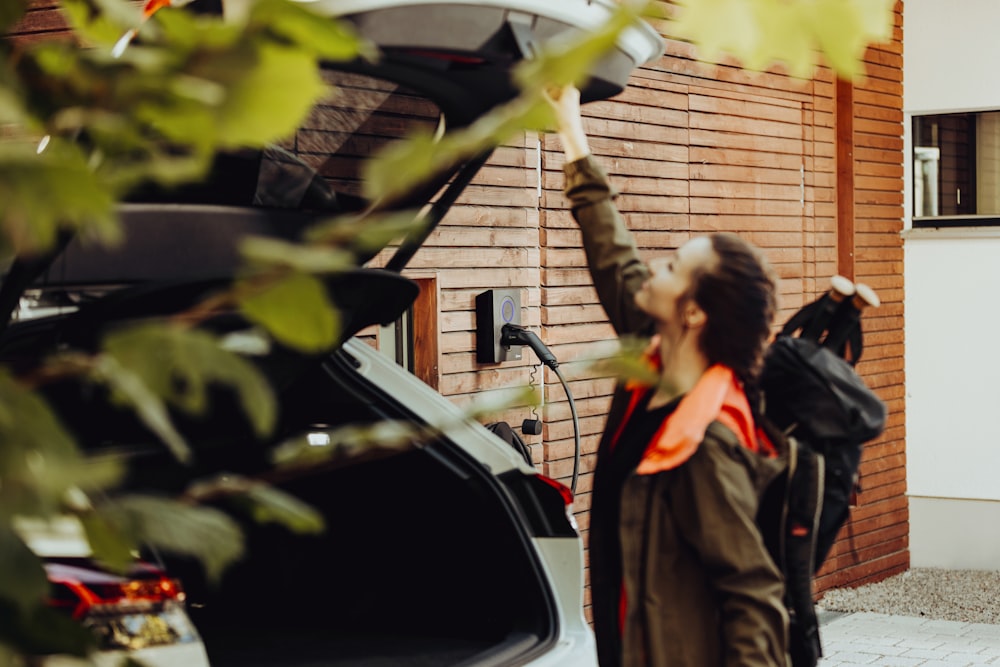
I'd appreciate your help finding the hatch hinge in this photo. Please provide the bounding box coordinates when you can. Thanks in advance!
[506,12,538,58]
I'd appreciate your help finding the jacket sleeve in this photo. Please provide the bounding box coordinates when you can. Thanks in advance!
[669,433,791,667]
[563,155,652,336]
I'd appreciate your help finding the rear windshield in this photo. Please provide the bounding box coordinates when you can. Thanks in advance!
[12,71,444,322]
[129,69,443,213]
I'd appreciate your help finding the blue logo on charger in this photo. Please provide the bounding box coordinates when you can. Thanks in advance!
[501,296,516,323]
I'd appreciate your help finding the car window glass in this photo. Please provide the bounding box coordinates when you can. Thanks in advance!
[265,70,443,210]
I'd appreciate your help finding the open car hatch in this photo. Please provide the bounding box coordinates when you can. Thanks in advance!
[1,0,663,337]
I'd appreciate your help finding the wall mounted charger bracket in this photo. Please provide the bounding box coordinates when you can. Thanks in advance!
[475,289,521,363]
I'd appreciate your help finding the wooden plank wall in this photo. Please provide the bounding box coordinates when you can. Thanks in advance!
[10,0,907,600]
[814,2,908,592]
[435,4,908,601]
[8,1,66,43]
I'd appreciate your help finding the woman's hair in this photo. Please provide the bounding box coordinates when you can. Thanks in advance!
[688,233,777,387]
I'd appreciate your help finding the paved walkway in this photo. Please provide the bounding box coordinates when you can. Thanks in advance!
[819,611,1000,666]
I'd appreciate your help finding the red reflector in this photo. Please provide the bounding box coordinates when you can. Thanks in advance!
[790,524,810,538]
[537,474,574,506]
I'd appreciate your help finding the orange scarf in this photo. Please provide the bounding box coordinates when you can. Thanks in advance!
[635,363,761,474]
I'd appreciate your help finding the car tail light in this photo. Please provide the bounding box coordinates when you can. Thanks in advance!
[499,471,578,538]
[536,474,574,507]
[48,574,185,620]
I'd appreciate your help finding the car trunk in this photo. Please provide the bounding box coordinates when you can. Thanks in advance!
[108,345,563,667]
[187,452,553,666]
[0,258,565,664]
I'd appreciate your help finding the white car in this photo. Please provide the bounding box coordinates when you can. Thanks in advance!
[3,1,662,664]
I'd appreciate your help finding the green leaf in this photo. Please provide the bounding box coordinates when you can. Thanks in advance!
[58,0,143,46]
[246,0,377,63]
[0,526,48,615]
[804,0,889,80]
[216,42,328,148]
[454,385,541,423]
[667,0,895,81]
[0,141,120,255]
[751,1,816,79]
[668,0,749,67]
[585,335,661,388]
[79,512,137,574]
[513,1,652,93]
[0,372,119,518]
[151,4,245,54]
[303,210,426,252]
[0,599,96,659]
[0,83,28,126]
[95,495,244,584]
[184,475,325,534]
[237,271,340,353]
[363,95,551,204]
[92,354,192,464]
[240,236,355,274]
[271,421,421,468]
[0,642,14,667]
[362,129,446,204]
[100,323,278,445]
[303,210,423,250]
[240,484,324,533]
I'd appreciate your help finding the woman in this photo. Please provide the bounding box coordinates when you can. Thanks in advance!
[547,85,790,667]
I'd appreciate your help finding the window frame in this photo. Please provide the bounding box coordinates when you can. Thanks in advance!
[912,110,1000,229]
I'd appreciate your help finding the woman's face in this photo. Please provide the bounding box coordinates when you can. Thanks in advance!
[635,236,717,328]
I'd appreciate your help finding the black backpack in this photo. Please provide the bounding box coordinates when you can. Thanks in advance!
[756,279,888,667]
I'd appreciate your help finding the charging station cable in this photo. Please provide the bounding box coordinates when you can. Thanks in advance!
[501,323,581,494]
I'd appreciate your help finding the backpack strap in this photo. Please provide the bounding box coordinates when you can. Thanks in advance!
[752,418,826,667]
[783,438,824,667]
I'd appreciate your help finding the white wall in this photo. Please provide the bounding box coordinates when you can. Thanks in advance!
[904,0,1000,568]
[905,0,1000,115]
[905,231,1000,502]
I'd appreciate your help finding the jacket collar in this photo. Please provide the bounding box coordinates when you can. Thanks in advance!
[611,339,763,473]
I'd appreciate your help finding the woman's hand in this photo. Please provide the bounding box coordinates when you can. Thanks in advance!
[544,85,591,162]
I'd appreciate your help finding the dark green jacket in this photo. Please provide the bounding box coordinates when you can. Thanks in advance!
[564,155,789,667]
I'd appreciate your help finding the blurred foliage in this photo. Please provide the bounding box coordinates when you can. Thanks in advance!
[0,0,371,662]
[237,270,340,352]
[1,0,374,258]
[99,323,278,450]
[667,0,896,80]
[0,0,896,662]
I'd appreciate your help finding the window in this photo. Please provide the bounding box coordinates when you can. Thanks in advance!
[913,111,1000,227]
[378,311,413,370]
[373,276,440,390]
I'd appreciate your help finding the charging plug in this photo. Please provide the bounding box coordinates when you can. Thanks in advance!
[501,323,558,369]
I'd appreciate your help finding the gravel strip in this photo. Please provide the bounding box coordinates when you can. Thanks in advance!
[817,568,1000,624]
